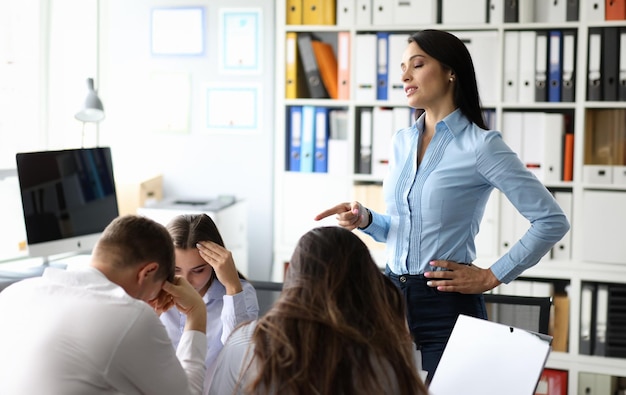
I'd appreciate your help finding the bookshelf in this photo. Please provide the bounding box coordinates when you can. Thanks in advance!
[273,1,626,393]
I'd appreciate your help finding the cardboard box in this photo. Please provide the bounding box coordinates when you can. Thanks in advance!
[115,174,163,216]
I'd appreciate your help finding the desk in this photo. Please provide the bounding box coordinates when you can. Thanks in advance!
[0,254,91,292]
[138,199,249,277]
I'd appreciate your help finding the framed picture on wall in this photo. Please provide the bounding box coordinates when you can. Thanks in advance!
[151,6,205,56]
[147,71,191,133]
[205,83,260,133]
[218,8,262,74]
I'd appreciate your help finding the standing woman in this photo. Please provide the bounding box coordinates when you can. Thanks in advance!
[161,213,259,393]
[315,29,570,380]
[208,226,428,395]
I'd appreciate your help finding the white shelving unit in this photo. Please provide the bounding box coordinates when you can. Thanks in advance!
[273,2,626,393]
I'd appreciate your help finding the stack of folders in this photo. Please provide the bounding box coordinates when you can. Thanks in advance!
[356,107,412,176]
[287,106,348,174]
[533,368,568,395]
[587,26,626,101]
[356,30,498,105]
[500,111,573,183]
[285,0,336,25]
[286,32,349,100]
[580,282,626,358]
[503,29,576,104]
[335,0,438,26]
[503,0,580,23]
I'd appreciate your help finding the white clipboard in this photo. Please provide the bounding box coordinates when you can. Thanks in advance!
[429,314,552,395]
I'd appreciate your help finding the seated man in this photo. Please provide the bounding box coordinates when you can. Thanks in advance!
[0,215,208,395]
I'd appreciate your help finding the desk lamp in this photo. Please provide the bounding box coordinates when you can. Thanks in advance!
[75,77,105,147]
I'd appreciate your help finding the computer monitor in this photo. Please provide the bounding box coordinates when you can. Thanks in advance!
[15,147,119,262]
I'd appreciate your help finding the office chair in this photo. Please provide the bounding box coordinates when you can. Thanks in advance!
[249,280,283,316]
[483,293,552,335]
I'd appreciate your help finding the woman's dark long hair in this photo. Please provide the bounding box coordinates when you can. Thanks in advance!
[244,226,428,395]
[166,213,245,282]
[409,29,487,129]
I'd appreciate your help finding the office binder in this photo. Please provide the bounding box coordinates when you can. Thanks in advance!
[488,0,503,23]
[356,0,372,25]
[354,34,377,102]
[607,284,626,358]
[535,0,566,22]
[602,27,619,101]
[566,0,579,20]
[535,30,548,102]
[548,30,562,102]
[586,0,605,21]
[358,108,373,174]
[579,372,619,395]
[327,109,349,175]
[534,369,567,395]
[504,0,518,22]
[502,111,524,159]
[503,31,520,102]
[300,105,316,173]
[522,112,563,183]
[337,31,351,100]
[579,282,596,355]
[594,284,608,356]
[552,191,572,260]
[286,0,302,24]
[442,0,488,24]
[388,33,408,103]
[518,30,536,103]
[455,31,499,104]
[288,106,303,172]
[376,32,389,101]
[372,0,393,24]
[297,33,329,99]
[311,39,338,99]
[336,0,355,26]
[587,28,602,101]
[393,107,412,130]
[563,132,574,181]
[394,0,437,24]
[302,0,336,25]
[371,107,393,178]
[519,0,534,22]
[605,0,626,20]
[620,28,626,101]
[561,30,576,102]
[285,32,305,99]
[314,107,329,173]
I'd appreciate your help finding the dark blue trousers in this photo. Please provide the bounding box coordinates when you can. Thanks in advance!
[385,266,487,383]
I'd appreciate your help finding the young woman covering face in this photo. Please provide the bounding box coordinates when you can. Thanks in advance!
[161,214,259,394]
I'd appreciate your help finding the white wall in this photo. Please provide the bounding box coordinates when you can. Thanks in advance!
[99,0,275,280]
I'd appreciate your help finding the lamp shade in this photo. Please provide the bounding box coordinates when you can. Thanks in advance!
[75,78,105,123]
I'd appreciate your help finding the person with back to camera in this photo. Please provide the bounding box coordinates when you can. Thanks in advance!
[208,226,429,395]
[0,215,208,395]
[315,29,570,381]
[160,213,259,393]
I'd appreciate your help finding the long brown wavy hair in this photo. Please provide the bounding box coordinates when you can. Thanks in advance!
[243,226,428,395]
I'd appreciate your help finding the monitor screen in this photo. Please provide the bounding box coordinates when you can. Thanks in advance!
[15,147,119,259]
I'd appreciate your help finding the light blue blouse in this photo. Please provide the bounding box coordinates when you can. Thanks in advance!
[362,109,570,283]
